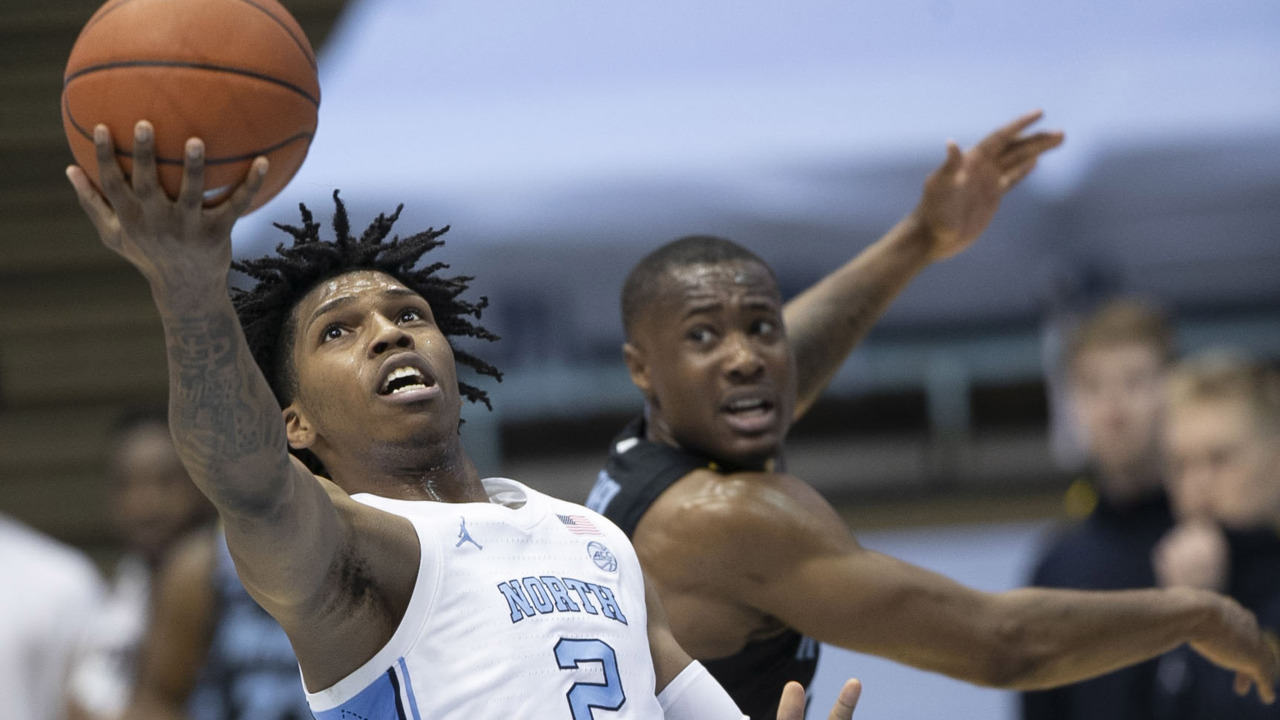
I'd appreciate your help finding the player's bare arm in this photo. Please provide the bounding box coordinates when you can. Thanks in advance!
[637,468,1278,702]
[66,121,419,690]
[784,110,1064,418]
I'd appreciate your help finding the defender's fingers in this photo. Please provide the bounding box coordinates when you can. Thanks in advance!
[999,132,1065,170]
[130,121,160,198]
[1000,159,1038,191]
[827,679,862,720]
[977,109,1045,152]
[176,138,207,209]
[939,140,963,174]
[776,681,805,720]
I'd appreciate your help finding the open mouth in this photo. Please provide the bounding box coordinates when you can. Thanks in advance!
[721,395,777,433]
[379,366,434,396]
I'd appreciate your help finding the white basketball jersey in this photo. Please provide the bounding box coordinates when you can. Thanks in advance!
[304,477,666,720]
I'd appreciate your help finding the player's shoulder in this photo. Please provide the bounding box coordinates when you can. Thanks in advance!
[649,467,841,547]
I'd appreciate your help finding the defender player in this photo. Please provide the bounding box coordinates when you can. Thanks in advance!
[66,122,862,720]
[587,113,1280,717]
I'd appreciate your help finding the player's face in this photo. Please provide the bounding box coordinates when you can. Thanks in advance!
[284,271,463,463]
[1164,397,1280,528]
[1069,343,1165,480]
[626,260,795,468]
[111,422,210,564]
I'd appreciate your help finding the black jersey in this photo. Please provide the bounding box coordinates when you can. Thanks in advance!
[587,417,820,719]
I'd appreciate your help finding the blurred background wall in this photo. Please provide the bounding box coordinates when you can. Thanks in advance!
[2,1,1278,717]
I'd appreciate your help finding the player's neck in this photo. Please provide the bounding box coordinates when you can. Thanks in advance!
[328,439,487,503]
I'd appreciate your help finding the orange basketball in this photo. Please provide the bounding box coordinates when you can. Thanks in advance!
[62,0,320,213]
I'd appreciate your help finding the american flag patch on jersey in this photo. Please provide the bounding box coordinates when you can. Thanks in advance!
[557,514,602,535]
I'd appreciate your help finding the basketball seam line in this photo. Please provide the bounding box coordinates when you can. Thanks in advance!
[64,60,320,107]
[237,0,318,70]
[62,90,315,165]
[77,0,316,71]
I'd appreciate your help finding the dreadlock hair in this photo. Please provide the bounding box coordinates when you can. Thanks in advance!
[230,191,502,473]
[620,235,776,340]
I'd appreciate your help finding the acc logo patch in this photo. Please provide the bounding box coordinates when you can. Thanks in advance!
[587,541,618,573]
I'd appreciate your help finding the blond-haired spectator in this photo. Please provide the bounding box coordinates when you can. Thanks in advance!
[1153,352,1280,720]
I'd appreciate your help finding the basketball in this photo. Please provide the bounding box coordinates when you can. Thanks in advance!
[61,0,320,213]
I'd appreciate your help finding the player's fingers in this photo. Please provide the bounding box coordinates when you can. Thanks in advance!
[776,681,806,720]
[92,124,131,207]
[130,121,160,200]
[218,156,269,223]
[176,138,207,210]
[65,165,122,249]
[826,679,862,720]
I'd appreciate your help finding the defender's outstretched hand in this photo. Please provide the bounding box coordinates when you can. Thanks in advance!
[65,120,267,290]
[777,679,861,720]
[915,109,1064,261]
[1187,591,1279,704]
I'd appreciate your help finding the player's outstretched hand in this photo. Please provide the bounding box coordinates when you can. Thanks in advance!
[914,109,1064,262]
[777,679,861,720]
[1187,590,1279,704]
[65,120,267,292]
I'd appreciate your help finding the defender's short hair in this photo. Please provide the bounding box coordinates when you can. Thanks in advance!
[620,235,774,339]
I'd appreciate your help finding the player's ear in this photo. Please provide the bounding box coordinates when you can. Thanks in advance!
[622,341,652,397]
[283,404,316,450]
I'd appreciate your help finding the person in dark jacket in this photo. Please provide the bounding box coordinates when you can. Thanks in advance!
[1022,300,1177,720]
[1152,353,1280,720]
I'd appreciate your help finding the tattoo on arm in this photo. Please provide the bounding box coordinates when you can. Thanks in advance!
[165,310,286,490]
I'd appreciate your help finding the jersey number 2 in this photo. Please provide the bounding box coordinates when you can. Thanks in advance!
[555,638,626,719]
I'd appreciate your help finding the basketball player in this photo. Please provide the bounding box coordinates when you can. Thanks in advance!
[123,526,312,720]
[66,120,860,720]
[68,409,215,720]
[1022,301,1178,720]
[1150,353,1280,720]
[586,114,1280,717]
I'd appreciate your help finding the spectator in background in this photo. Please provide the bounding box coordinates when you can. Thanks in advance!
[0,512,104,720]
[1022,300,1177,720]
[67,409,215,720]
[1152,352,1280,720]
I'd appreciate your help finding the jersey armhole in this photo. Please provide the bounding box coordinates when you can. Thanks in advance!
[303,514,443,712]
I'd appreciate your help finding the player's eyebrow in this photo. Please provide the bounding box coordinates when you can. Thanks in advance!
[681,300,723,321]
[307,286,420,328]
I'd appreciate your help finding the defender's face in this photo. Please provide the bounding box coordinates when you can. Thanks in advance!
[626,260,795,468]
[1164,397,1280,528]
[1069,343,1165,477]
[285,271,462,460]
